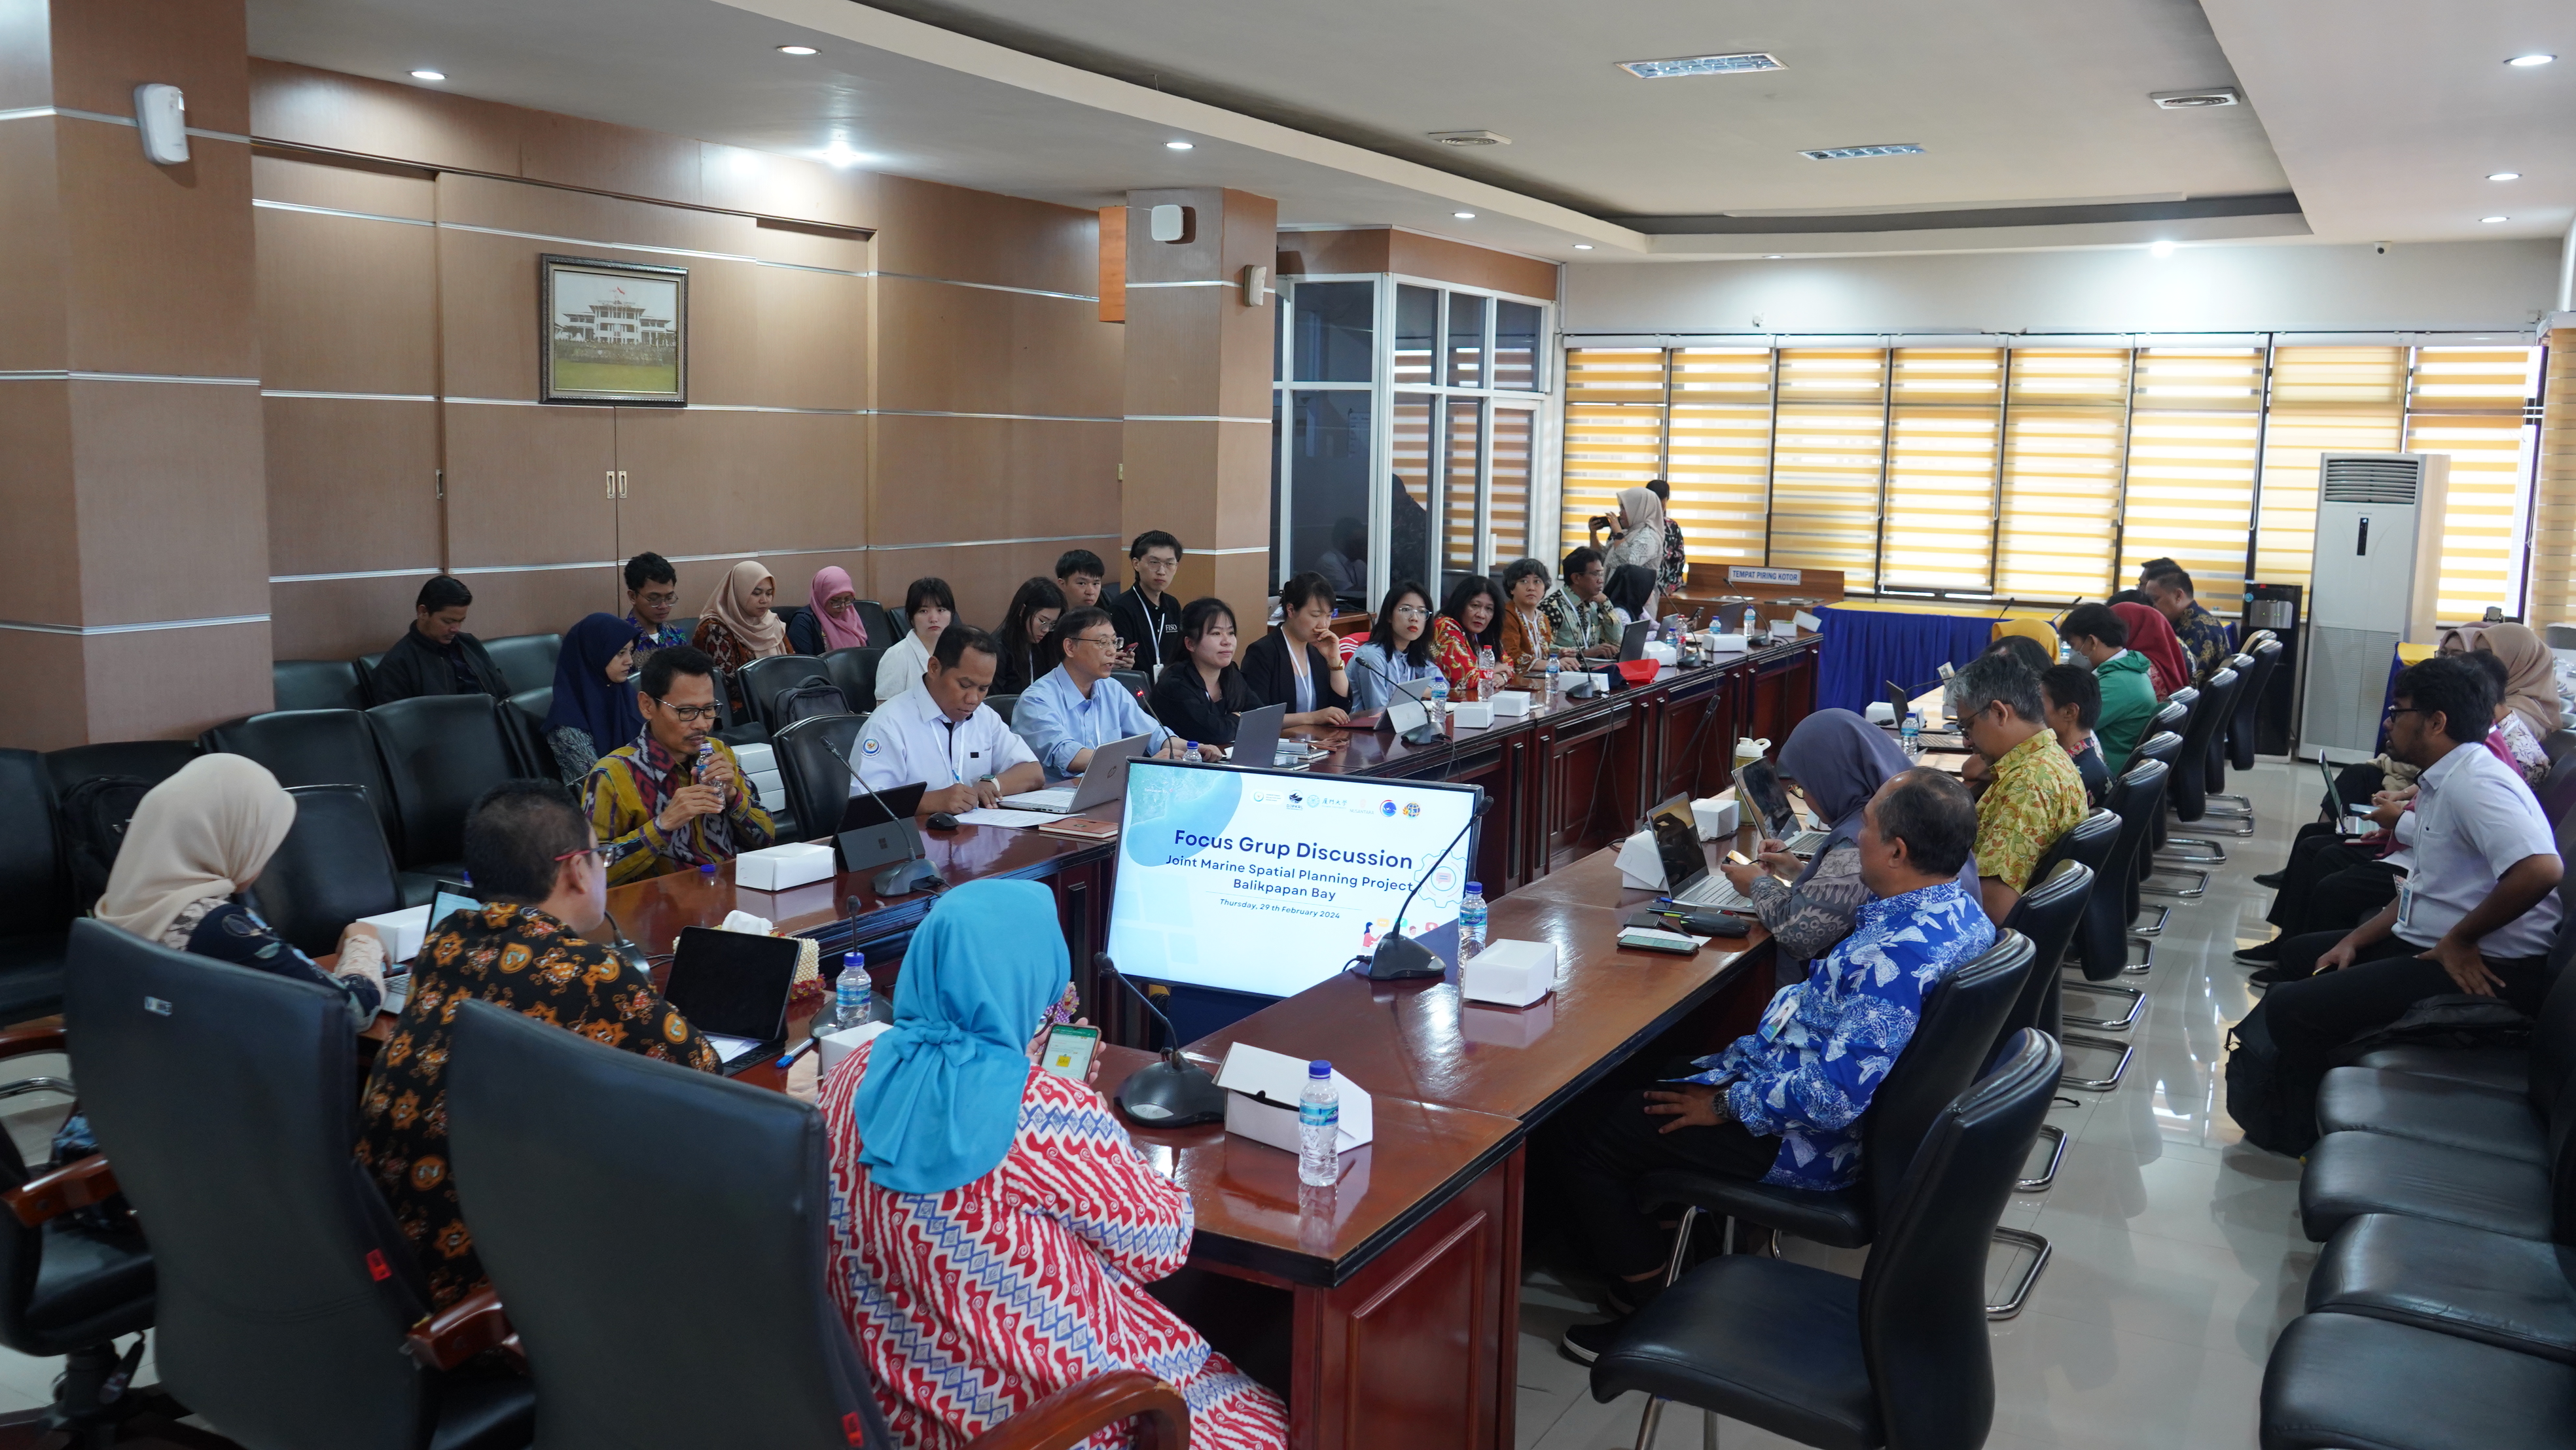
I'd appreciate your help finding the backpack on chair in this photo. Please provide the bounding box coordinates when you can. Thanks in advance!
[772,676,848,728]
[58,774,156,911]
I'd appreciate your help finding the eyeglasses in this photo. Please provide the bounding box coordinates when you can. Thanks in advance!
[1071,633,1118,650]
[1392,605,1430,619]
[552,845,601,866]
[634,591,677,607]
[652,699,723,722]
[2385,706,2425,721]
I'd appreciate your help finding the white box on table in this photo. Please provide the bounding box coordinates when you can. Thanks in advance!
[1216,1042,1372,1155]
[735,841,837,892]
[1449,700,1495,729]
[1488,690,1532,718]
[1691,792,1739,840]
[356,904,433,963]
[1462,938,1556,1007]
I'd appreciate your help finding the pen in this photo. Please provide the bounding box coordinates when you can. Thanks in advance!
[777,1036,820,1069]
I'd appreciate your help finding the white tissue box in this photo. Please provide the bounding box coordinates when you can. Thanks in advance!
[1616,828,1667,891]
[1217,1043,1373,1156]
[1462,995,1556,1046]
[1488,690,1532,718]
[357,904,433,963]
[1462,939,1556,1007]
[731,741,776,775]
[748,769,785,811]
[1691,792,1739,840]
[1863,701,1897,726]
[815,1019,890,1076]
[1708,633,1749,653]
[1643,641,1679,665]
[1449,700,1495,729]
[735,841,836,892]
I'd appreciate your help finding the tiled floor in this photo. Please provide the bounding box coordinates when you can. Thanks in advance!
[1514,759,2317,1450]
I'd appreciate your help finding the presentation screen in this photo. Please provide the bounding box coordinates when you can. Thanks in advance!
[1107,760,1482,999]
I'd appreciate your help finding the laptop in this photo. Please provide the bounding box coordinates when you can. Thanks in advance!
[386,880,481,1012]
[660,926,802,1075]
[815,780,926,843]
[2319,755,2378,836]
[1737,757,1829,856]
[1001,734,1152,814]
[1649,794,1755,913]
[1617,620,1656,663]
[1223,705,1314,767]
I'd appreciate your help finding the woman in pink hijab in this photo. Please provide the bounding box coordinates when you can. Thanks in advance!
[789,565,871,656]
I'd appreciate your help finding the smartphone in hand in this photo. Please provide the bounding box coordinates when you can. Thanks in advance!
[1041,1024,1100,1081]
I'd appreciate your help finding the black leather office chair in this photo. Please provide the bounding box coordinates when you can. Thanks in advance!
[2261,1307,2576,1450]
[2312,944,2576,1165]
[2165,666,2247,858]
[820,646,885,707]
[42,741,198,799]
[987,693,1020,726]
[367,696,520,879]
[443,998,1186,1450]
[0,751,74,1025]
[1992,861,2093,1216]
[202,707,415,891]
[353,650,387,705]
[246,785,405,958]
[853,600,899,652]
[274,658,370,713]
[1638,932,2032,1299]
[1110,669,1151,702]
[481,633,562,698]
[1594,1030,2061,1450]
[2042,809,2136,1031]
[738,654,836,733]
[65,921,535,1450]
[2122,732,2183,938]
[2223,638,2281,776]
[503,687,556,779]
[772,715,869,846]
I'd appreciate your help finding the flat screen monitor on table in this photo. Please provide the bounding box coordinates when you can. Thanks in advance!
[1106,760,1482,1000]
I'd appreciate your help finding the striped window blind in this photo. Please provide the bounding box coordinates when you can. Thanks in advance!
[1666,347,1774,565]
[1490,408,1535,564]
[1442,399,1481,575]
[1995,348,2129,600]
[1391,395,1436,584]
[2533,332,2576,624]
[1882,347,2003,590]
[2405,347,2541,619]
[1560,348,1667,562]
[2253,347,2407,589]
[2119,346,2264,606]
[1770,348,1889,589]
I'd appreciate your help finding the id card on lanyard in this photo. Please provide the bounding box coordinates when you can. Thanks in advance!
[1757,985,1800,1044]
[2394,880,2415,935]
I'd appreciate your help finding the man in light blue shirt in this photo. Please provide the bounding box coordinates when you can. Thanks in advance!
[1011,607,1201,781]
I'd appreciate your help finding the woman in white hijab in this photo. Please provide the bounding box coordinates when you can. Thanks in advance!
[95,755,388,1025]
[1599,486,1667,619]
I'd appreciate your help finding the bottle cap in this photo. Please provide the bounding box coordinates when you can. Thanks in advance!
[1466,881,1482,894]
[844,950,865,966]
[1308,1059,1331,1077]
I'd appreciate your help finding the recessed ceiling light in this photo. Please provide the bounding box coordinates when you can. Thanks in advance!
[1572,243,1594,250]
[2149,240,2177,257]
[1763,254,1785,260]
[2507,53,2556,66]
[1453,211,1476,219]
[1164,140,1194,150]
[2150,88,2240,109]
[1617,52,1785,80]
[409,69,445,81]
[2481,215,2511,224]
[2488,171,2522,181]
[1800,143,1924,161]
[776,44,817,55]
[1428,130,1511,147]
[819,139,871,168]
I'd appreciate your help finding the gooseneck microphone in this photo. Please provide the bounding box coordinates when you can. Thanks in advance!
[1350,653,1446,746]
[1365,796,1484,982]
[1094,954,1226,1126]
[815,734,946,897]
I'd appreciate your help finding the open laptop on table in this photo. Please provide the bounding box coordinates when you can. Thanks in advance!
[1738,756,1830,856]
[660,926,801,1076]
[1617,620,1656,663]
[1649,794,1756,913]
[1001,734,1152,814]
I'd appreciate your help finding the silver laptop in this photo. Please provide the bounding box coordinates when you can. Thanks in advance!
[1736,758,1829,856]
[1645,796,1757,912]
[1226,704,1286,764]
[1001,734,1152,814]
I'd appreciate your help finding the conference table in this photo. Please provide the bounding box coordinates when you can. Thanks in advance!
[562,640,1817,1450]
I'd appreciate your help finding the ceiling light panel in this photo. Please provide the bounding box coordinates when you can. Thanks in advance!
[2150,88,2240,109]
[1800,143,1924,161]
[2506,54,2556,66]
[1617,52,1784,80]
[1427,130,1511,147]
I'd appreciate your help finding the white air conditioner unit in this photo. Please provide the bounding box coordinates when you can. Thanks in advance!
[2297,452,2449,759]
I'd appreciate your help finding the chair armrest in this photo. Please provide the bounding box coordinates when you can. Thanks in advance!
[404,1283,516,1371]
[963,1370,1189,1450]
[0,1025,66,1061]
[4,1154,118,1228]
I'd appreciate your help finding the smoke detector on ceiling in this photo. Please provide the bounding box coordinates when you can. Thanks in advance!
[1428,130,1511,147]
[2151,88,2241,109]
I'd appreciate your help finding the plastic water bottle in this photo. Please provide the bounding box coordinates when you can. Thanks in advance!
[1427,672,1450,717]
[828,952,869,1031]
[1546,657,1562,698]
[1901,711,1922,760]
[1742,607,1758,640]
[1459,882,1488,958]
[1298,1061,1340,1186]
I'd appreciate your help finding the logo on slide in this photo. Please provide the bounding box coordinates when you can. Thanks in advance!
[1402,802,1422,819]
[1380,800,1398,817]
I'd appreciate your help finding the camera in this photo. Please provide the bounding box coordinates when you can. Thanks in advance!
[1588,513,1613,531]
[2371,241,2389,256]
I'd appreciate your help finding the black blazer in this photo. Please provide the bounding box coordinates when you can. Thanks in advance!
[1239,633,1350,715]
[991,631,1061,698]
[1149,663,1260,746]
[367,628,507,706]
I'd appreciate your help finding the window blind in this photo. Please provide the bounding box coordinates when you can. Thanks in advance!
[2533,331,2576,625]
[1442,399,1481,575]
[2406,347,2541,620]
[1770,348,1888,589]
[1666,347,1774,565]
[1881,347,2002,590]
[1994,348,2128,601]
[1393,395,1435,584]
[2119,346,2264,609]
[2252,346,2407,588]
[1560,347,1668,564]
[1490,408,1535,564]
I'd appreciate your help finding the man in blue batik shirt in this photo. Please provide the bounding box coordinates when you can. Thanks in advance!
[1549,767,1995,1364]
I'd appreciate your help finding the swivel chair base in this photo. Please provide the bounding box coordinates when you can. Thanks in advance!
[2132,905,2169,936]
[1988,1226,2052,1319]
[2140,866,2209,898]
[2061,977,2144,1030]
[2059,1033,2132,1091]
[2019,1125,2066,1192]
[2124,935,2156,974]
[2159,837,2228,864]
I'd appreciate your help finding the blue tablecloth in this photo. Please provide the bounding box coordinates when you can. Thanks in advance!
[1814,605,2008,716]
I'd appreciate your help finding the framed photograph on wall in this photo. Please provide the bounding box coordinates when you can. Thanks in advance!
[539,255,688,404]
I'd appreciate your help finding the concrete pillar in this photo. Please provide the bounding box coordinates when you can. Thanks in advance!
[0,0,270,749]
[1119,188,1277,634]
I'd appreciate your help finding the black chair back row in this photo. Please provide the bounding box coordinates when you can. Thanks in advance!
[481,633,562,699]
[2170,666,2242,821]
[273,659,368,713]
[1997,860,2096,1044]
[2226,639,2283,772]
[772,715,870,847]
[0,751,72,1024]
[2128,727,2184,866]
[2078,761,2169,981]
[248,785,406,959]
[821,646,887,710]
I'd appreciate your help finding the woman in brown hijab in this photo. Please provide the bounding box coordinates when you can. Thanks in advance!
[2476,622,2565,739]
[688,559,789,675]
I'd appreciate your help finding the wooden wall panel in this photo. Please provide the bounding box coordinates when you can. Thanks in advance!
[80,621,275,746]
[253,201,437,396]
[47,0,249,132]
[56,120,258,378]
[446,565,623,645]
[612,408,865,559]
[262,397,440,578]
[270,574,434,663]
[0,382,78,624]
[868,539,1117,635]
[0,121,68,372]
[248,153,435,219]
[68,379,268,626]
[1274,228,1391,278]
[874,175,1097,295]
[873,277,1122,419]
[0,631,89,752]
[753,265,868,413]
[871,414,1120,546]
[1278,228,1558,302]
[442,402,617,568]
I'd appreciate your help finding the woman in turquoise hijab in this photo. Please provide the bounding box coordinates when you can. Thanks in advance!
[819,880,1289,1447]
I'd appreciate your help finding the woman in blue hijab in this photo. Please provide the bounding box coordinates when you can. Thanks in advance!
[1718,709,1914,965]
[820,880,1288,1447]
[541,612,643,785]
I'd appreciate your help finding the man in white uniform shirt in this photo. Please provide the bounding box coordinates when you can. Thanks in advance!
[2262,654,2566,1152]
[854,626,1042,818]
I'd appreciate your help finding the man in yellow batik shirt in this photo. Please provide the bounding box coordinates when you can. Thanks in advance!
[583,645,774,885]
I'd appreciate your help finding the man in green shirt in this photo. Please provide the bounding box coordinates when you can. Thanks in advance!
[2061,603,2160,772]
[1540,546,1622,658]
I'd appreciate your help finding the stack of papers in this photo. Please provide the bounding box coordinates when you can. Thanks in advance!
[952,807,1060,829]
